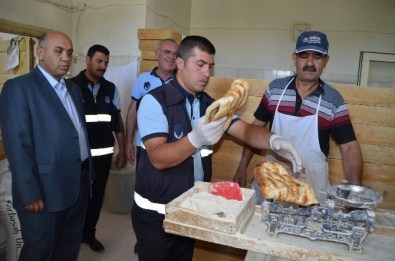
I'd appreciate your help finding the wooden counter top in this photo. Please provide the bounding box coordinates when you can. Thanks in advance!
[164,205,395,260]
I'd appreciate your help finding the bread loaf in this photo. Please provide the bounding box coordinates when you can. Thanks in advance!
[205,79,250,130]
[254,160,317,206]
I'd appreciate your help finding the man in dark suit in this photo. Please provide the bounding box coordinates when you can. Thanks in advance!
[0,31,93,261]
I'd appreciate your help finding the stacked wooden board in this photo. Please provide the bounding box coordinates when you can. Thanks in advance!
[137,28,182,73]
[204,77,395,210]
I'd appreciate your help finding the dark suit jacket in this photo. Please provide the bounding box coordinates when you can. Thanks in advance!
[0,66,93,212]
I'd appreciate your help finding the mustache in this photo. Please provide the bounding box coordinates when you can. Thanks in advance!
[303,66,316,72]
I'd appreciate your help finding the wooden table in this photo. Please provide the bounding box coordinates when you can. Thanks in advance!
[164,203,395,261]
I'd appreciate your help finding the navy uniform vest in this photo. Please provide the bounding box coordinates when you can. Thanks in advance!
[135,80,215,204]
[71,70,119,150]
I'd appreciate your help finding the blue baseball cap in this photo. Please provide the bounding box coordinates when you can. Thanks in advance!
[295,31,329,54]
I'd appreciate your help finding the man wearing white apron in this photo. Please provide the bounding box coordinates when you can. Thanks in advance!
[234,31,362,206]
[270,79,329,201]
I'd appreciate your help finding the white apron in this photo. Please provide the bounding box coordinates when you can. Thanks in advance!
[271,79,329,201]
[249,80,330,260]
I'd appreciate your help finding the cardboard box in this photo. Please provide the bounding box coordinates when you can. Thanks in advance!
[138,28,182,43]
[139,59,158,72]
[138,39,161,51]
[141,50,157,61]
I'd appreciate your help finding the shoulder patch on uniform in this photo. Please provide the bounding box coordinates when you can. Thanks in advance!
[144,82,151,90]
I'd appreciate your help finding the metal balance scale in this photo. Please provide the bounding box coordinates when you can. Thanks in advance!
[261,184,383,253]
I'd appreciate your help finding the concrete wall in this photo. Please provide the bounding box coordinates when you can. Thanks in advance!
[146,0,191,37]
[190,0,395,84]
[71,0,147,74]
[71,0,191,72]
[0,0,73,35]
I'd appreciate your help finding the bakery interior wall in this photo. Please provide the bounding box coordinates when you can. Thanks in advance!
[190,0,395,86]
[0,1,394,259]
[1,0,394,84]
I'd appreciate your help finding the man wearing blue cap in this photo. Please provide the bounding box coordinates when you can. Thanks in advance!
[234,31,363,201]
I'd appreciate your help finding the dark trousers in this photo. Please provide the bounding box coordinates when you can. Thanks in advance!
[83,154,112,240]
[131,203,195,261]
[17,166,90,261]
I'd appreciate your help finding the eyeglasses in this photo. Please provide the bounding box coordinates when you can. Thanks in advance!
[158,49,177,56]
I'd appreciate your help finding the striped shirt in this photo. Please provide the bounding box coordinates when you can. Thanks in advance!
[254,76,357,156]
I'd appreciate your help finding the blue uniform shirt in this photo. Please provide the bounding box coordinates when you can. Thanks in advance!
[137,83,204,181]
[131,67,173,148]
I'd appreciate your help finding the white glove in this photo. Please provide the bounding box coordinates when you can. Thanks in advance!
[188,116,227,148]
[269,134,302,173]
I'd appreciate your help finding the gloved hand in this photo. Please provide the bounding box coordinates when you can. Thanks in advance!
[269,134,302,173]
[188,116,227,148]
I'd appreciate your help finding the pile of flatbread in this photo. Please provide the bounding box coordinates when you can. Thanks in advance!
[254,160,317,206]
[205,79,250,131]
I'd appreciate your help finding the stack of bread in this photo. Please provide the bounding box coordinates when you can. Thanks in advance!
[254,160,317,206]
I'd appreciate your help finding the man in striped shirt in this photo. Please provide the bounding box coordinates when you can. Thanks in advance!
[233,31,362,202]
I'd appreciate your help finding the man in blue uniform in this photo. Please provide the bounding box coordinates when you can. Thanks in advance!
[125,39,178,164]
[72,44,126,251]
[132,35,302,261]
